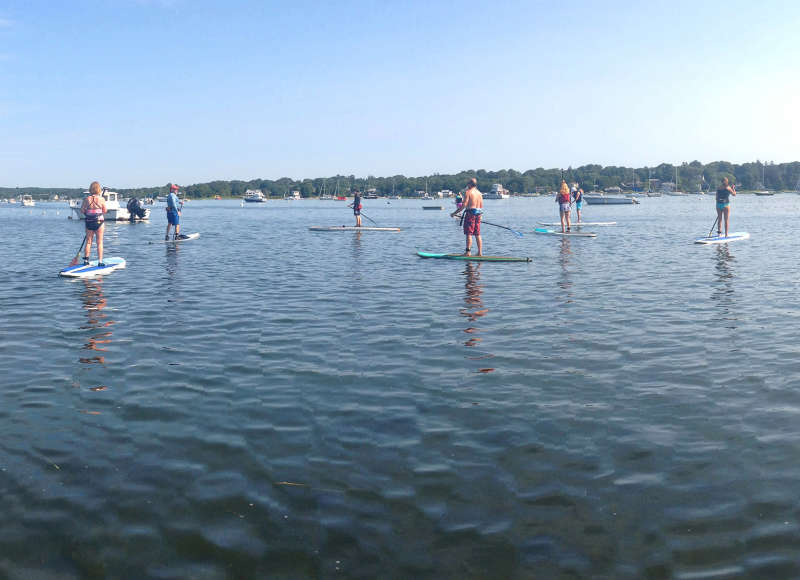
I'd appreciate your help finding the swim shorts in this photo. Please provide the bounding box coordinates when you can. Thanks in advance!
[167,209,180,225]
[716,202,730,211]
[85,219,103,231]
[463,212,481,236]
[559,203,570,213]
[575,201,583,210]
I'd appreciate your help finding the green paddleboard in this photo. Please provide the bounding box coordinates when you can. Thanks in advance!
[416,252,531,262]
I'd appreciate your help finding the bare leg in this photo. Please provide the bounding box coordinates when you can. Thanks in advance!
[464,234,471,255]
[724,207,731,237]
[165,223,171,239]
[566,212,571,232]
[716,208,722,235]
[560,212,566,233]
[97,225,104,263]
[85,231,94,261]
[476,235,482,256]
[577,209,581,223]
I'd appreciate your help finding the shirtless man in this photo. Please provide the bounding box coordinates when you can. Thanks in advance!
[450,177,484,256]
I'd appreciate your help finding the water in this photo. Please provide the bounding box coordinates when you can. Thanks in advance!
[2,195,800,578]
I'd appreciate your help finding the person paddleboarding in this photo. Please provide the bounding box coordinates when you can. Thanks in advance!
[715,177,736,237]
[572,184,584,224]
[348,190,363,227]
[450,177,484,256]
[81,181,107,266]
[556,180,571,233]
[165,184,189,240]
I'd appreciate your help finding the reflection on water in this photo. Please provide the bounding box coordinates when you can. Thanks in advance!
[558,238,574,304]
[712,244,737,327]
[460,263,493,370]
[77,279,114,390]
[165,243,180,277]
[78,279,113,365]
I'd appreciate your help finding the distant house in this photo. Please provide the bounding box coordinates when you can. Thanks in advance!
[604,186,622,194]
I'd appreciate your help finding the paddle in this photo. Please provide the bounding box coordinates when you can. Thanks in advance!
[452,215,523,237]
[68,235,87,267]
[360,211,379,226]
[482,220,524,237]
[707,216,719,238]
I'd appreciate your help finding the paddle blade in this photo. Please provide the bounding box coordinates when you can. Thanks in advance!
[68,254,80,267]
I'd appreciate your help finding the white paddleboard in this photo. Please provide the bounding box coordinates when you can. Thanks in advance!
[538,221,616,226]
[60,257,126,278]
[533,228,597,237]
[151,232,200,244]
[309,226,401,231]
[694,232,750,245]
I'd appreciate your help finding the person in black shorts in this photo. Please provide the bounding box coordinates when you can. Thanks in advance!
[348,191,363,227]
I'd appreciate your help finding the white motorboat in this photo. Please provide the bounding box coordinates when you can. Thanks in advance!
[483,184,510,199]
[21,195,35,207]
[244,189,267,202]
[69,190,150,221]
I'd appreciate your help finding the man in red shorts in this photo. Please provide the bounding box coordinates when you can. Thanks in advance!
[450,177,484,256]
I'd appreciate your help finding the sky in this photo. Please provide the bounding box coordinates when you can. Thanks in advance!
[1,0,799,187]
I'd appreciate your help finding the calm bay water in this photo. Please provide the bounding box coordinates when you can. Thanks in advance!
[2,195,800,578]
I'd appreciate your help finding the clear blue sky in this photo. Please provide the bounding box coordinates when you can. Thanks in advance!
[1,0,798,187]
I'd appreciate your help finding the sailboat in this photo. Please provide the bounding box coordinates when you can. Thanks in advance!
[320,179,333,200]
[334,180,346,201]
[667,165,686,195]
[754,163,773,195]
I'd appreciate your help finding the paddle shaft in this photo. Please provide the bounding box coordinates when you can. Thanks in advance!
[69,235,87,266]
[453,214,523,237]
[707,215,719,238]
[359,211,378,226]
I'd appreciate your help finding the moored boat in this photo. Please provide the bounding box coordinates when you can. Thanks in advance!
[69,190,150,221]
[243,189,267,202]
[483,184,510,199]
[584,194,638,205]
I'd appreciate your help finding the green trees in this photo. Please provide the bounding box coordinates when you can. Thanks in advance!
[6,160,800,200]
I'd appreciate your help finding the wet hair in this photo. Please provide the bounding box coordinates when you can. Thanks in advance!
[89,181,102,196]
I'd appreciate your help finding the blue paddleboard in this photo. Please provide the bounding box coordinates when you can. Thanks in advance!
[59,257,126,278]
[694,232,750,245]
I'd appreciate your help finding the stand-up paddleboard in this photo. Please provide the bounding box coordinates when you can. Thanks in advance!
[416,252,531,262]
[60,257,126,278]
[694,232,750,245]
[309,226,401,232]
[151,232,200,244]
[533,228,597,237]
[538,221,616,227]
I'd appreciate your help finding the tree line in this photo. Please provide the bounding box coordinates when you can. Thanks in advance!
[5,160,800,199]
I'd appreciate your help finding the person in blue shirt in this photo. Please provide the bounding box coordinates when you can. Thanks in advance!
[165,184,189,240]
